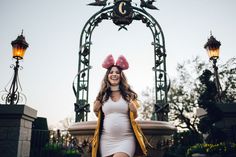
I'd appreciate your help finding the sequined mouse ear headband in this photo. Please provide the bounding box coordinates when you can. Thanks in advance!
[102,54,129,70]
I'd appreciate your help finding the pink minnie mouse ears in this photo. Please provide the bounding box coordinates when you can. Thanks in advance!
[102,54,129,70]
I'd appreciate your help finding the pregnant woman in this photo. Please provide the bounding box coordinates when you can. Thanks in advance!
[92,54,147,157]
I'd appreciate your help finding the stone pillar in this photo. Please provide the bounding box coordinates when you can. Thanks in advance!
[215,102,236,141]
[0,105,37,157]
[197,102,236,142]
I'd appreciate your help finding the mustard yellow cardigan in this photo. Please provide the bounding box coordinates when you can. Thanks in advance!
[91,100,147,157]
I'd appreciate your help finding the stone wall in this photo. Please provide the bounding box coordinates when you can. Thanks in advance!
[0,105,37,157]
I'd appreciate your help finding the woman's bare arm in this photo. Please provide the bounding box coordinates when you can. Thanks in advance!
[129,101,138,119]
[93,100,102,117]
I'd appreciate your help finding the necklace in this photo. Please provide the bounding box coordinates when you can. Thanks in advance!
[110,85,120,91]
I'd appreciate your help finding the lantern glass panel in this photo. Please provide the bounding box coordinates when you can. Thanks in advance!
[12,46,26,60]
[207,48,220,60]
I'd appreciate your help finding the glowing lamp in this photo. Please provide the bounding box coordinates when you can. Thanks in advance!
[11,31,29,60]
[204,34,221,60]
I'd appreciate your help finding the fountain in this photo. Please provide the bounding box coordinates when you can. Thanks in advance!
[69,120,176,157]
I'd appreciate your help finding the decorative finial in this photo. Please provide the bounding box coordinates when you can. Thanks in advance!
[88,0,107,6]
[140,0,159,10]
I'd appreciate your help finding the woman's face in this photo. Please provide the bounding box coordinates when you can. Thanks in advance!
[108,66,121,86]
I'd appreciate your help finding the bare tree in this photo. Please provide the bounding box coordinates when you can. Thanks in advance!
[139,56,236,134]
[139,86,155,120]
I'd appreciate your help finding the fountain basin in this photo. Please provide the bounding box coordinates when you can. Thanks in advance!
[68,120,176,157]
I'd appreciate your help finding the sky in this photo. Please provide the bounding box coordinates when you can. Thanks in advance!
[0,0,235,128]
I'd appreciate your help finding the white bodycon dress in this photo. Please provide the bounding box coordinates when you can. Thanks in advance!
[100,97,135,157]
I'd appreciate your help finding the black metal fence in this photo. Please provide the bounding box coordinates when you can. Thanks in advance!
[30,129,50,157]
[30,129,83,157]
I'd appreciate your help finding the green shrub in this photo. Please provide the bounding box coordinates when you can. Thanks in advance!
[164,131,203,157]
[44,143,81,157]
[186,143,236,157]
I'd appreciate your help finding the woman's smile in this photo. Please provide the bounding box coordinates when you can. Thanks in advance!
[108,67,121,85]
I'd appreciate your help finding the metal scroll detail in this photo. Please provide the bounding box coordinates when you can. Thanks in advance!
[74,0,169,122]
[0,61,27,105]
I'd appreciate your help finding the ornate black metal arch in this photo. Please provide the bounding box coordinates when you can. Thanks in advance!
[73,0,169,122]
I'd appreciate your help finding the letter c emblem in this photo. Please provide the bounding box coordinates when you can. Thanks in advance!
[118,2,126,15]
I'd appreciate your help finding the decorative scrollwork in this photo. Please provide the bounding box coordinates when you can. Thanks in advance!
[0,90,27,105]
[75,0,169,122]
[0,61,27,105]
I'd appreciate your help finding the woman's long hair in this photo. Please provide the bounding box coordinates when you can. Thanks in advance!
[96,66,137,103]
